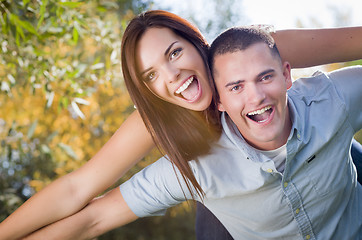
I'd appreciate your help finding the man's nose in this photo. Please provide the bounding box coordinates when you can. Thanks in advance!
[246,84,266,104]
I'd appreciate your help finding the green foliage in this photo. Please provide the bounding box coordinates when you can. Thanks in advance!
[1,0,120,105]
[0,118,57,220]
[0,0,131,205]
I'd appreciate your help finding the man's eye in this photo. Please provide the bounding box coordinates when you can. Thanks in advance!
[231,85,241,91]
[261,75,272,81]
[170,48,182,60]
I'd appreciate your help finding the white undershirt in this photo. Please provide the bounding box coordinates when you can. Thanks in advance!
[257,145,287,173]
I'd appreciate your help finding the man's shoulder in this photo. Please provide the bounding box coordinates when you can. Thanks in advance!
[288,70,333,106]
[290,66,362,94]
[291,66,361,103]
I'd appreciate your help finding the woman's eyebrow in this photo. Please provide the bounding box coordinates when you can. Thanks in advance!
[141,67,152,76]
[164,41,178,56]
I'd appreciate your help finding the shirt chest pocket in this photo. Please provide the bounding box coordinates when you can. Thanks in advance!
[304,152,350,197]
[298,121,353,197]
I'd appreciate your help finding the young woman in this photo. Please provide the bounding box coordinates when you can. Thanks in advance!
[1,10,362,240]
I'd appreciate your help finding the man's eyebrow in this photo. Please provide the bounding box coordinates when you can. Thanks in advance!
[225,80,243,88]
[258,69,275,78]
[223,69,275,88]
[140,41,179,76]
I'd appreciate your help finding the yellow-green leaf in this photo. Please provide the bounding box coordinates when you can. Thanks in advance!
[58,2,84,8]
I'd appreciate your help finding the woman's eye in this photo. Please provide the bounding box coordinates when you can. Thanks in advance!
[169,48,182,60]
[146,72,156,82]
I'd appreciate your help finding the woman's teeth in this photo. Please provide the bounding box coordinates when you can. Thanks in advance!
[175,76,194,94]
[247,106,272,116]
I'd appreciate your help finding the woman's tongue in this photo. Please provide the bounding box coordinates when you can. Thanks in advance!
[180,79,199,100]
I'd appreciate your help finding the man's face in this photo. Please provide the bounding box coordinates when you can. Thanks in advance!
[213,42,293,150]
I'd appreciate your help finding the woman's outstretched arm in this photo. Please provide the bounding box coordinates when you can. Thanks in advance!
[21,188,137,240]
[0,111,153,240]
[273,26,362,68]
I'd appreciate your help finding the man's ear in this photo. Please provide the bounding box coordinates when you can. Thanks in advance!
[283,62,292,89]
[218,102,225,112]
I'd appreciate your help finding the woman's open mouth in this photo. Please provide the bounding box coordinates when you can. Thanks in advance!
[174,75,202,102]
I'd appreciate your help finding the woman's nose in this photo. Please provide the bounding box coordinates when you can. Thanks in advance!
[164,63,181,83]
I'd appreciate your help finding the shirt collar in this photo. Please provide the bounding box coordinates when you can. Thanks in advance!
[221,112,265,161]
[286,96,300,141]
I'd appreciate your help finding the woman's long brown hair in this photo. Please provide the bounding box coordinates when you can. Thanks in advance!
[121,10,221,199]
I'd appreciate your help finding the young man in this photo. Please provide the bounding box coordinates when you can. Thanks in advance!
[21,27,362,240]
[208,27,362,239]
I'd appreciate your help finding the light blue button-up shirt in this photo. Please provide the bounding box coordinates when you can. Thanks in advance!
[120,66,362,239]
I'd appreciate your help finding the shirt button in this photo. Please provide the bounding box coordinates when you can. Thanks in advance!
[295,208,300,214]
[284,182,288,188]
[297,133,301,140]
[267,168,273,173]
[306,235,311,240]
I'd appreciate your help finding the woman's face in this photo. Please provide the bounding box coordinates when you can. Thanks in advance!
[135,27,213,111]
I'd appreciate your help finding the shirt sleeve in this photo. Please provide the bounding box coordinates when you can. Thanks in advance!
[119,156,193,217]
[327,66,362,131]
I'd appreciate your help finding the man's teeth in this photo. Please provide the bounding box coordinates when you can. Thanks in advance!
[175,77,194,94]
[247,106,271,116]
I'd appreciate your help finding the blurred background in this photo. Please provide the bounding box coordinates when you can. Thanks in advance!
[0,0,361,239]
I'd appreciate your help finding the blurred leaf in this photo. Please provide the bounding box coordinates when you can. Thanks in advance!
[72,26,79,45]
[58,142,78,159]
[46,131,58,142]
[71,101,85,119]
[37,0,48,29]
[57,2,84,8]
[9,13,38,36]
[0,14,7,34]
[23,0,31,6]
[40,144,51,154]
[74,97,90,105]
[46,91,55,108]
[7,74,16,84]
[90,63,105,70]
[27,120,38,139]
[60,96,70,108]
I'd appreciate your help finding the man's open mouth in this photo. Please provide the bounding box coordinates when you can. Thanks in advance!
[247,106,273,123]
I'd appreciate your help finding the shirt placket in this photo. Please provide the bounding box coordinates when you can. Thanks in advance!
[283,133,316,240]
[282,180,315,240]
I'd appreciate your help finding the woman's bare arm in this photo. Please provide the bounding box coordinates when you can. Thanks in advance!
[0,111,153,240]
[21,188,137,240]
[273,26,362,68]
